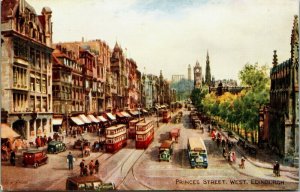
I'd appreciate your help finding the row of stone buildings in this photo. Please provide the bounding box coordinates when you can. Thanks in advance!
[1,0,176,141]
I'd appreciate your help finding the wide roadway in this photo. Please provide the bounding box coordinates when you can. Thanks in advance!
[119,109,299,191]
[2,110,298,190]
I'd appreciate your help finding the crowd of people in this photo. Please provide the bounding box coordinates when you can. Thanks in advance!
[210,126,245,168]
[79,159,100,176]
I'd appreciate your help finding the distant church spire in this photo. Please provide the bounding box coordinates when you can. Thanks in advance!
[272,50,278,67]
[205,50,211,86]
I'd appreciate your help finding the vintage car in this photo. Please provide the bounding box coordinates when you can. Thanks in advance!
[170,128,180,143]
[159,140,173,162]
[73,139,90,150]
[47,141,66,154]
[66,175,115,190]
[23,150,48,168]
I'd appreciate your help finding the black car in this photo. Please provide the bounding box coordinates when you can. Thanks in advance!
[47,141,66,154]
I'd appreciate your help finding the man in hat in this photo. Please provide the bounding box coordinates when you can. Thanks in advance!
[80,159,85,176]
[67,152,74,170]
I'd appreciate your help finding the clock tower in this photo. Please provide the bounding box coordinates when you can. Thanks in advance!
[194,61,202,89]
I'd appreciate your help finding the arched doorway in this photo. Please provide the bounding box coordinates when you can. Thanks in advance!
[12,120,27,139]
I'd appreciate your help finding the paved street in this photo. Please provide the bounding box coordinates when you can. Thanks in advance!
[1,110,299,191]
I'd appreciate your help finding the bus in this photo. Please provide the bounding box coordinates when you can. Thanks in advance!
[136,120,154,149]
[187,137,208,168]
[169,128,180,143]
[159,140,173,162]
[105,124,127,153]
[128,118,145,139]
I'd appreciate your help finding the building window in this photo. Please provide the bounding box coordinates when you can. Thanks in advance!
[36,51,41,69]
[30,47,35,67]
[30,96,35,111]
[13,66,27,89]
[42,97,47,112]
[36,97,41,112]
[36,78,40,92]
[42,75,46,93]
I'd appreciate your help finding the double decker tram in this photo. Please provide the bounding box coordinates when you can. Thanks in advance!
[128,118,145,139]
[135,120,154,149]
[105,124,127,153]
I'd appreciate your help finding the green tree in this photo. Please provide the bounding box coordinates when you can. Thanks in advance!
[238,63,270,143]
[190,86,208,112]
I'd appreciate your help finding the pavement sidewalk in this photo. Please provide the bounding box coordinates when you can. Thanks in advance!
[215,127,299,181]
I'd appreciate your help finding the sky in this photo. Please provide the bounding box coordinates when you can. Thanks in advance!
[27,0,298,82]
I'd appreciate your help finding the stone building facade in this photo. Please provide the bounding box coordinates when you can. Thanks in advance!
[269,15,299,159]
[1,0,53,141]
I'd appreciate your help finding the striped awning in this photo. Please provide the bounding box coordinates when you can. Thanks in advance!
[116,112,124,118]
[71,117,84,125]
[88,115,100,123]
[79,114,91,124]
[1,124,20,139]
[106,113,116,121]
[121,111,131,117]
[53,118,63,125]
[97,116,107,122]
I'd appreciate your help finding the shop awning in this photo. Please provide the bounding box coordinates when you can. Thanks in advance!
[53,118,63,126]
[79,114,91,124]
[129,111,141,116]
[116,112,124,118]
[106,113,116,121]
[71,117,84,125]
[121,111,131,118]
[1,123,20,139]
[97,116,107,122]
[88,115,100,123]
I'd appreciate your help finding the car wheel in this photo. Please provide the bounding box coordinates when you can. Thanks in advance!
[33,163,38,168]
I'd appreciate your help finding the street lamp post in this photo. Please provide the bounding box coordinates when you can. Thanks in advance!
[138,104,141,121]
[157,109,159,128]
[65,102,69,137]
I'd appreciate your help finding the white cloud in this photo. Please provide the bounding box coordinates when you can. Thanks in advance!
[27,0,298,82]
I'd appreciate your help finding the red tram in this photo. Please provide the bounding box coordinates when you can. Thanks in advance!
[135,121,154,149]
[128,118,145,139]
[105,124,127,153]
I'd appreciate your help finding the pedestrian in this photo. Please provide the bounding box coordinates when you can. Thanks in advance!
[222,147,227,158]
[35,136,41,148]
[221,139,225,148]
[232,152,236,163]
[227,151,231,162]
[83,165,88,176]
[95,160,100,174]
[273,161,280,177]
[47,136,52,144]
[67,152,74,170]
[229,152,233,164]
[239,157,245,169]
[40,136,45,147]
[89,160,95,175]
[80,159,85,176]
[10,150,16,166]
[43,135,48,145]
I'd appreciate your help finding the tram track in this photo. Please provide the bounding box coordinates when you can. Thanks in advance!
[45,151,110,190]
